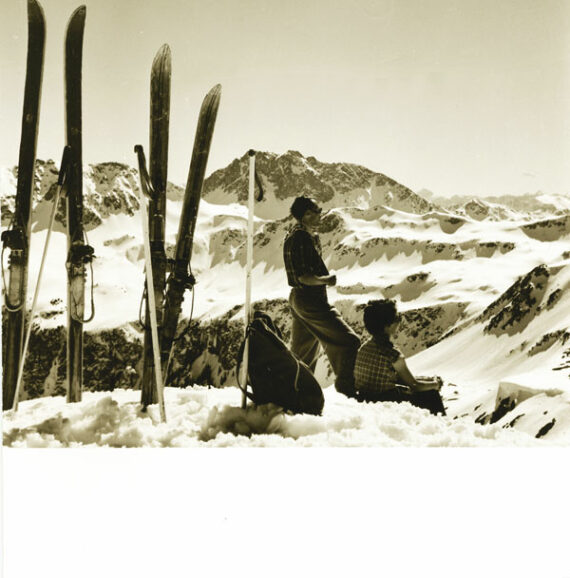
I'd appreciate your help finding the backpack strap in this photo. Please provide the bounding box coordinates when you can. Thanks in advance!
[253,310,284,340]
[236,324,256,402]
[292,356,301,392]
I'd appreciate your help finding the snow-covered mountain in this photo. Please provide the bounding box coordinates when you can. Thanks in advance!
[0,159,184,231]
[2,151,569,444]
[429,190,570,217]
[203,150,437,219]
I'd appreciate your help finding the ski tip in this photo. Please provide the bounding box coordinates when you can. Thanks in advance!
[157,43,171,57]
[68,5,87,26]
[28,0,46,21]
[207,84,222,99]
[152,43,172,74]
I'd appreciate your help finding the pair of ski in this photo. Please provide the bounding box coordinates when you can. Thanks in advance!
[2,1,92,410]
[134,46,221,422]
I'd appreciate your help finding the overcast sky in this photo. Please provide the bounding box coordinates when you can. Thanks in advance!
[1,0,569,197]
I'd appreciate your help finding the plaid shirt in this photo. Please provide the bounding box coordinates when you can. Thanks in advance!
[283,223,329,288]
[354,336,402,393]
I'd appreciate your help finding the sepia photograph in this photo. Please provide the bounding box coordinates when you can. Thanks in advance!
[2,0,569,576]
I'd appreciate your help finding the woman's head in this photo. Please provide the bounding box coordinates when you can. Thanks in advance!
[363,299,399,336]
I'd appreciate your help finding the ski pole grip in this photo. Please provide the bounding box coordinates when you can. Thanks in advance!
[134,144,148,174]
[134,144,154,198]
[57,145,72,186]
[248,149,255,157]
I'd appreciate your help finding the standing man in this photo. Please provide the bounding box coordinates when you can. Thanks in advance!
[283,196,360,397]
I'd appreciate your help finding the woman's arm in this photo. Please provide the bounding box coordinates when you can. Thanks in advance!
[393,357,441,391]
[393,356,417,388]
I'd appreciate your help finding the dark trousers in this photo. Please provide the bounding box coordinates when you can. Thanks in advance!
[289,288,360,394]
[357,386,446,416]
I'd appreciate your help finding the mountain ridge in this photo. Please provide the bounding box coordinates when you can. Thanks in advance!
[3,151,569,226]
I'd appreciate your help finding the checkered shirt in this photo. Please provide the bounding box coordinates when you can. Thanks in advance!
[283,223,329,288]
[354,336,402,393]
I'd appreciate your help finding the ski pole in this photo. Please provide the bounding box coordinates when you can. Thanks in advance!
[240,149,256,409]
[12,146,71,410]
[135,144,167,422]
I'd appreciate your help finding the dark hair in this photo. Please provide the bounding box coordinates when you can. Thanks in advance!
[290,196,321,221]
[363,299,398,335]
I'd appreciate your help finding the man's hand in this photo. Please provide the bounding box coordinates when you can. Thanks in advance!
[325,274,337,286]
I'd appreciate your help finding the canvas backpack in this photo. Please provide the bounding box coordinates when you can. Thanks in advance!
[237,311,324,415]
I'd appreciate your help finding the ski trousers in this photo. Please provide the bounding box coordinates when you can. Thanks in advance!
[356,386,446,416]
[289,287,360,394]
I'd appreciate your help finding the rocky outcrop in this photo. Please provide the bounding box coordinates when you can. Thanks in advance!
[521,215,570,242]
[462,198,519,221]
[2,316,143,402]
[328,237,514,269]
[1,160,184,231]
[480,265,552,336]
[202,150,438,216]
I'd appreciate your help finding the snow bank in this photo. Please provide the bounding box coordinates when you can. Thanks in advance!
[3,385,559,448]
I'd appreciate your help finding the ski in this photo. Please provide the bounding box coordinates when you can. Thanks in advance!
[2,0,46,410]
[160,84,221,376]
[140,44,171,409]
[65,5,93,403]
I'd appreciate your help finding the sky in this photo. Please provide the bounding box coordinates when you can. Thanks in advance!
[1,0,570,197]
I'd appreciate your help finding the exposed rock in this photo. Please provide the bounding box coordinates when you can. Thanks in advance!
[383,272,436,302]
[521,215,570,242]
[528,331,570,357]
[202,150,438,217]
[1,159,185,231]
[2,315,143,401]
[480,265,551,336]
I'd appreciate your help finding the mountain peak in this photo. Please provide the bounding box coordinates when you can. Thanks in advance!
[202,150,438,219]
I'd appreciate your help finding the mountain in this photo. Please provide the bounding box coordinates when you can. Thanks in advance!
[0,159,184,231]
[1,151,569,443]
[203,150,438,219]
[430,191,570,217]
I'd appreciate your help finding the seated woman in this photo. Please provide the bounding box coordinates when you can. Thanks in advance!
[354,299,446,416]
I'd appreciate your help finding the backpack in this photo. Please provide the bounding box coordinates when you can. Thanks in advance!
[237,312,324,415]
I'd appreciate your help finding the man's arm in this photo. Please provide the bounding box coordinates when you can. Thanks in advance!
[291,230,336,286]
[298,273,336,286]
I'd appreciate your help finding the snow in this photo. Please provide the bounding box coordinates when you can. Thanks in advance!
[3,385,565,448]
[4,382,569,577]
